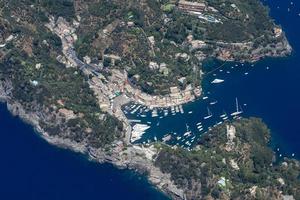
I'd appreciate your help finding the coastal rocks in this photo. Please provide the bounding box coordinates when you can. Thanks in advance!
[0,80,12,102]
[1,102,186,200]
[213,34,292,62]
[225,125,236,151]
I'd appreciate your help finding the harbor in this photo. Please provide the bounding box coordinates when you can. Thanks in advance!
[122,61,252,149]
[122,55,300,157]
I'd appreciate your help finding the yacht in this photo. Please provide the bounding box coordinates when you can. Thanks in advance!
[130,124,150,142]
[211,79,224,84]
[210,101,218,105]
[231,98,243,116]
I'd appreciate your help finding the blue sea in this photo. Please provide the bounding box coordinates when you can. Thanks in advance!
[0,0,299,199]
[0,105,168,200]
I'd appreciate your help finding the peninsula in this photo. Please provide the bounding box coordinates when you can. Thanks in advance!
[0,0,298,199]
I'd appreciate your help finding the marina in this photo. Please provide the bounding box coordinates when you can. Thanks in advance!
[123,52,300,153]
[118,0,300,155]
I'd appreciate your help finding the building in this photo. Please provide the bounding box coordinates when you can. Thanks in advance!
[178,0,206,13]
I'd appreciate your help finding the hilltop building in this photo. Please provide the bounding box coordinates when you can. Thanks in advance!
[178,0,207,13]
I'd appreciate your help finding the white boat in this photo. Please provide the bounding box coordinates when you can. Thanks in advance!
[162,134,172,142]
[130,124,150,142]
[163,110,168,116]
[130,104,137,110]
[204,107,213,119]
[222,116,228,120]
[188,111,193,114]
[231,98,243,116]
[179,105,184,114]
[151,109,158,117]
[210,101,218,105]
[130,105,141,114]
[211,79,224,84]
[196,122,202,126]
[184,131,191,137]
[202,96,208,100]
[220,111,227,118]
[197,125,203,129]
[183,124,192,137]
[171,106,175,112]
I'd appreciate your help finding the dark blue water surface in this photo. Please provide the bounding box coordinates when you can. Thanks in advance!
[1,0,300,199]
[0,105,168,200]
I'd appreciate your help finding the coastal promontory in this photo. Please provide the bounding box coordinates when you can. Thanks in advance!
[0,0,298,199]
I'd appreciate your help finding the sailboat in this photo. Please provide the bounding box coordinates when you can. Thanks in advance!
[183,124,192,137]
[231,98,243,116]
[220,111,227,118]
[204,107,213,119]
[220,111,228,120]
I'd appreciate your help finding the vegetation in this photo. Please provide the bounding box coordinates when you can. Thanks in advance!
[1,0,283,96]
[72,0,279,95]
[0,0,123,148]
[155,118,300,199]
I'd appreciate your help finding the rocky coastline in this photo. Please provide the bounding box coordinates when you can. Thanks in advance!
[0,81,186,200]
[0,1,297,198]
